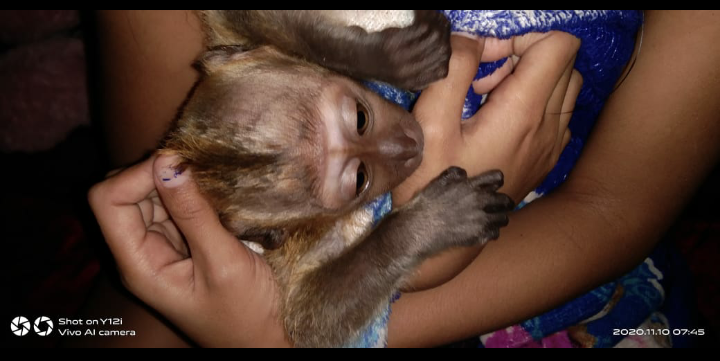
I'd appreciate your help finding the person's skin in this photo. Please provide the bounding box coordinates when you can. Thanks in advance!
[90,153,291,347]
[94,10,204,167]
[71,11,205,347]
[88,27,580,348]
[86,10,720,347]
[388,10,720,346]
[399,31,582,290]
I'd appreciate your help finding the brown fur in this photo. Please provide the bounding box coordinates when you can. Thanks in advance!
[160,11,512,347]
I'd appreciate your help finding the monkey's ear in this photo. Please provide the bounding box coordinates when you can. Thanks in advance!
[195,45,248,74]
[241,228,289,250]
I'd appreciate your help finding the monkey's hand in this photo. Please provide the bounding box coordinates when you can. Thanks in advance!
[409,167,515,257]
[360,10,452,90]
[206,10,451,90]
[285,167,512,348]
[293,10,451,90]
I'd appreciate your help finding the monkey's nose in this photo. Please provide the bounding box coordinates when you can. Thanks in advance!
[399,120,424,172]
[378,135,421,161]
[400,116,424,153]
[404,126,424,154]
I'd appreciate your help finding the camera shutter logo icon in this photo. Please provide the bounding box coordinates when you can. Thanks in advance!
[33,316,53,336]
[11,317,31,336]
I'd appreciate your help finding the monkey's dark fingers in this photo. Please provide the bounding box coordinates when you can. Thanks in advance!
[480,227,501,243]
[414,11,451,43]
[153,155,253,273]
[435,166,468,186]
[482,192,515,214]
[378,14,451,89]
[469,170,504,191]
[486,212,510,228]
[396,46,451,90]
[393,20,447,59]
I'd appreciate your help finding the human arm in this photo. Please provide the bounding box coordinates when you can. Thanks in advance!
[397,31,583,290]
[72,10,204,347]
[94,10,203,167]
[387,10,720,347]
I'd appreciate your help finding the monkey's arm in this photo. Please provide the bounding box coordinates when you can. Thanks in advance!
[202,10,451,90]
[285,168,513,348]
[288,212,430,348]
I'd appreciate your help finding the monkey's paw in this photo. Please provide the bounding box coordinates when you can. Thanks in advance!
[370,10,451,90]
[416,167,515,255]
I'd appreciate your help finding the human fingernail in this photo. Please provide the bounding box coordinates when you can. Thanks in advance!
[155,154,188,188]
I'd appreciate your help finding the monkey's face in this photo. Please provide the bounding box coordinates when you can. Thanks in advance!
[314,76,424,210]
[164,46,423,239]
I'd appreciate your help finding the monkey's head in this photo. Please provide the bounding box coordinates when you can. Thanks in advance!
[163,46,423,248]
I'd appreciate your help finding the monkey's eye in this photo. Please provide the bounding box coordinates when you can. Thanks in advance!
[356,162,369,196]
[356,102,369,135]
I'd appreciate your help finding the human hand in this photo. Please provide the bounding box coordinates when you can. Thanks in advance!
[394,32,582,290]
[395,32,583,206]
[88,154,289,347]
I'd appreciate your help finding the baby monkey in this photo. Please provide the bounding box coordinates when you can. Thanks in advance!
[161,10,515,347]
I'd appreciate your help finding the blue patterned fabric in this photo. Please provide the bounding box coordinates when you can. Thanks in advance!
[350,10,678,348]
[370,10,643,196]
